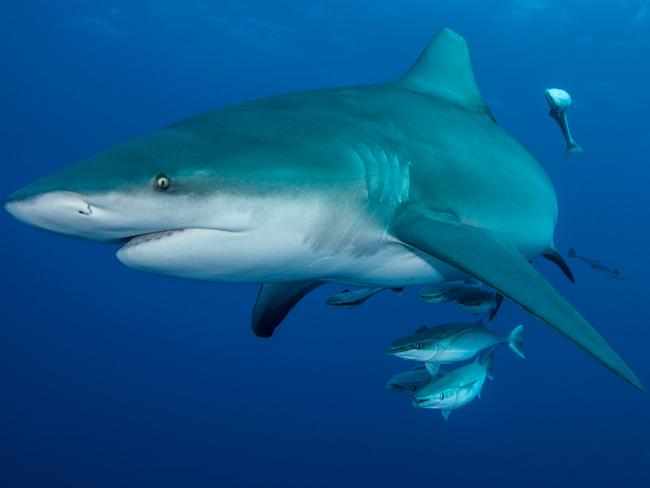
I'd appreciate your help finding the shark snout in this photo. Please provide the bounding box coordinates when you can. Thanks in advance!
[5,191,96,236]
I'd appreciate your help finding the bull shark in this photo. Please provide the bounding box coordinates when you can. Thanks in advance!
[4,29,642,389]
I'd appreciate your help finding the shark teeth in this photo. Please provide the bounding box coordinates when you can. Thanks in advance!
[122,229,185,250]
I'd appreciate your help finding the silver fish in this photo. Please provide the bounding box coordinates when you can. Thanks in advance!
[386,365,436,394]
[545,88,583,157]
[386,321,524,373]
[418,279,481,303]
[568,248,625,280]
[326,287,402,307]
[412,351,494,420]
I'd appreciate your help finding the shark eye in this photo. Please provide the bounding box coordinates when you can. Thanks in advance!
[154,173,171,191]
[439,393,444,400]
[416,343,422,350]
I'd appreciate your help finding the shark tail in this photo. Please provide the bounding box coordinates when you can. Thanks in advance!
[568,247,577,259]
[507,325,525,359]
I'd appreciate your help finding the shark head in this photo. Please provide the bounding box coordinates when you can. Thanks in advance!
[4,114,338,282]
[5,134,240,241]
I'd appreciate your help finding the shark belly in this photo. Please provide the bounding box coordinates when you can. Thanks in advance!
[116,224,458,286]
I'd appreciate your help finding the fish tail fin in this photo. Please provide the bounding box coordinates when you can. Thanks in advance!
[564,142,583,158]
[567,247,577,258]
[507,325,525,359]
[482,349,495,380]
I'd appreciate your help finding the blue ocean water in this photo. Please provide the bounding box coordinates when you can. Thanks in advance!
[2,1,649,486]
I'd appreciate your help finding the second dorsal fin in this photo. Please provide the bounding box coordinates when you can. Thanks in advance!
[398,28,495,122]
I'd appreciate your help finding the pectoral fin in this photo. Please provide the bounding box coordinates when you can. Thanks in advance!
[252,281,322,338]
[425,361,440,376]
[392,209,643,390]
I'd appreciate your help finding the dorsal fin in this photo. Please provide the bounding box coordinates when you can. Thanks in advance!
[415,325,428,334]
[398,28,495,122]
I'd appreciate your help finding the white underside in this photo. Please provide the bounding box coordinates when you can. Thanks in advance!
[7,190,551,288]
[116,226,458,286]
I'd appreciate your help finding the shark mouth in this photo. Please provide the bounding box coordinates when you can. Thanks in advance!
[119,226,244,251]
[120,229,187,250]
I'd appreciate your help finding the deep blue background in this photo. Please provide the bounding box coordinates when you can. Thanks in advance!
[2,1,649,486]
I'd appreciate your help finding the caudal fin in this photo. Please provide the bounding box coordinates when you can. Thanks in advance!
[567,248,577,259]
[482,349,495,380]
[507,325,525,359]
[564,142,583,158]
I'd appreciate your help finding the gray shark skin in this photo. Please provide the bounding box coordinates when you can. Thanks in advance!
[385,321,524,367]
[4,28,642,389]
[413,351,494,420]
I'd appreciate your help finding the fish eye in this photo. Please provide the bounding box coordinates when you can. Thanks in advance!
[439,393,444,400]
[154,173,171,191]
[415,343,422,350]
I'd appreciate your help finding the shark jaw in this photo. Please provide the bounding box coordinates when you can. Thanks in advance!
[5,189,455,286]
[3,189,312,282]
[3,190,269,281]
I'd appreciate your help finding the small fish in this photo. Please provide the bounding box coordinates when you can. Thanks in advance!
[412,351,494,420]
[386,321,523,373]
[386,365,436,394]
[545,88,583,157]
[418,279,481,303]
[326,287,402,307]
[568,248,626,280]
[455,290,499,316]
